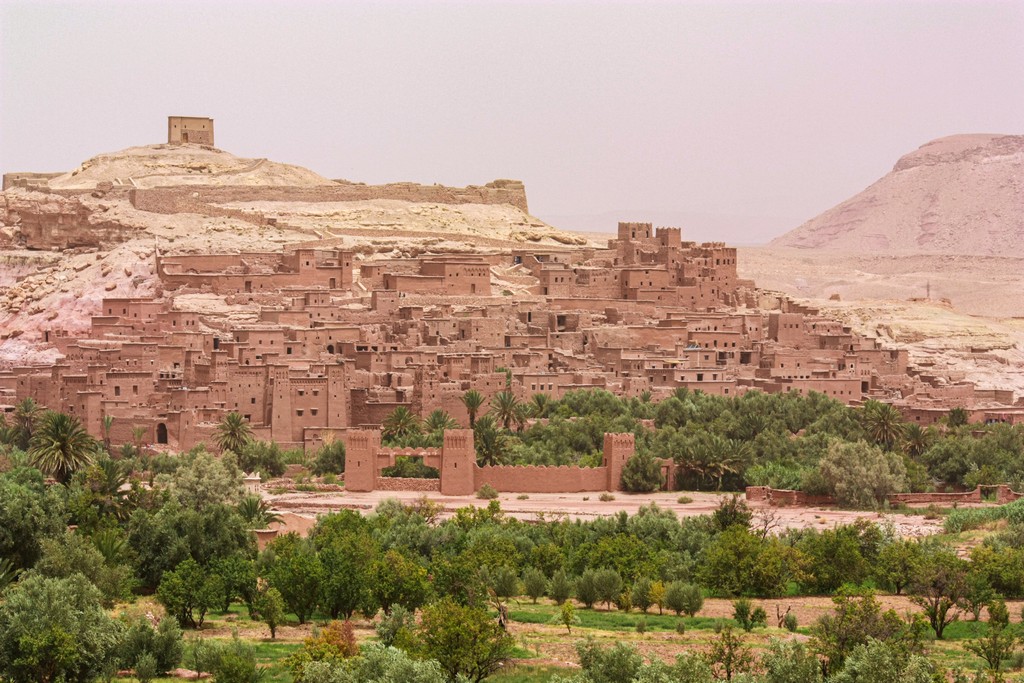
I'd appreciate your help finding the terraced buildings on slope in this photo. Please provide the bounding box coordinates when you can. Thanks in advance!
[6,216,1019,458]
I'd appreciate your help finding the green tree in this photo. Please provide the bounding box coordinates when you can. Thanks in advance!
[300,644,445,683]
[10,397,41,451]
[522,567,548,603]
[157,448,245,511]
[156,557,221,628]
[35,531,134,607]
[424,409,459,434]
[118,616,183,676]
[549,569,573,605]
[371,549,430,614]
[212,633,261,683]
[593,568,623,610]
[29,411,97,484]
[571,639,644,683]
[620,451,664,493]
[631,577,654,613]
[490,391,519,430]
[761,638,821,683]
[237,494,282,529]
[418,598,515,683]
[810,587,904,676]
[709,625,755,682]
[665,581,703,617]
[317,525,376,619]
[0,573,121,683]
[473,416,508,467]
[576,570,600,609]
[829,640,932,683]
[875,539,924,595]
[255,586,286,639]
[817,440,908,508]
[0,468,67,570]
[461,390,486,428]
[264,533,323,624]
[209,554,257,614]
[861,400,905,451]
[312,438,346,475]
[382,406,422,442]
[215,412,252,454]
[965,622,1019,679]
[910,548,968,639]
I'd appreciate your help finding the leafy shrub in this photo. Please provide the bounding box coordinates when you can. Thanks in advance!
[677,495,694,504]
[620,451,664,493]
[636,616,647,633]
[599,492,616,502]
[665,581,703,617]
[549,569,574,605]
[375,604,415,648]
[523,567,548,603]
[381,456,439,479]
[784,612,799,632]
[576,570,599,608]
[312,440,346,476]
[212,633,262,683]
[476,484,499,500]
[134,652,157,683]
[676,620,687,635]
[119,616,184,675]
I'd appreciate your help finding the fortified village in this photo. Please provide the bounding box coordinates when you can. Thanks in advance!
[2,119,1022,495]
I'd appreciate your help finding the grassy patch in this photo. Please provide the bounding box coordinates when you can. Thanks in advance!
[509,602,720,632]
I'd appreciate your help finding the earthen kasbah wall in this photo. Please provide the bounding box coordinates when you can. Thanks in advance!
[746,485,993,507]
[130,179,529,213]
[344,428,636,494]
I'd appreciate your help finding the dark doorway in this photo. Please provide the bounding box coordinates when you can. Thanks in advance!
[156,423,168,444]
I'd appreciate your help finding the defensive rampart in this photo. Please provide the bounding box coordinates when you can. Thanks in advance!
[129,179,529,213]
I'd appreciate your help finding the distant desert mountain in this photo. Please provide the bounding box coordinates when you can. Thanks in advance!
[771,134,1024,255]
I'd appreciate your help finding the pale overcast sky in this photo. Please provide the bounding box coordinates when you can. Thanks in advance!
[1,1,1022,243]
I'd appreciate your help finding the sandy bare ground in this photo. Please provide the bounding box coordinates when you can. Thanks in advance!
[263,489,945,538]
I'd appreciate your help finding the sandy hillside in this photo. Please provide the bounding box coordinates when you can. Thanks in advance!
[771,134,1024,256]
[739,246,1024,319]
[48,144,334,189]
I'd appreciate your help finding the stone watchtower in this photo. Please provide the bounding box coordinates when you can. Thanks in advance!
[168,116,214,145]
[344,430,381,492]
[603,432,635,492]
[440,429,476,496]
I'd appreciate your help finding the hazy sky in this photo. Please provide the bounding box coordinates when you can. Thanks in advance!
[2,1,1022,243]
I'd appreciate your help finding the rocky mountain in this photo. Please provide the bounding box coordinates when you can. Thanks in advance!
[771,134,1024,255]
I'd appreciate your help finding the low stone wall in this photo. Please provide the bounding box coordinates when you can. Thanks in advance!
[475,464,608,493]
[374,477,441,492]
[996,485,1024,504]
[889,488,982,505]
[747,485,992,507]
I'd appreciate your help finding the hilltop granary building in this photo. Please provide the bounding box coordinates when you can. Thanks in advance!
[167,116,214,146]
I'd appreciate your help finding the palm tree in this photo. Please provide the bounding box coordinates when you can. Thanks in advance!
[513,403,531,433]
[89,457,131,520]
[101,415,114,454]
[238,494,283,529]
[460,390,485,428]
[215,412,252,454]
[862,400,905,451]
[29,411,97,484]
[529,393,551,419]
[902,423,934,458]
[424,409,459,434]
[91,527,128,566]
[12,397,41,450]
[130,425,147,452]
[491,391,519,430]
[473,415,508,467]
[381,406,421,441]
